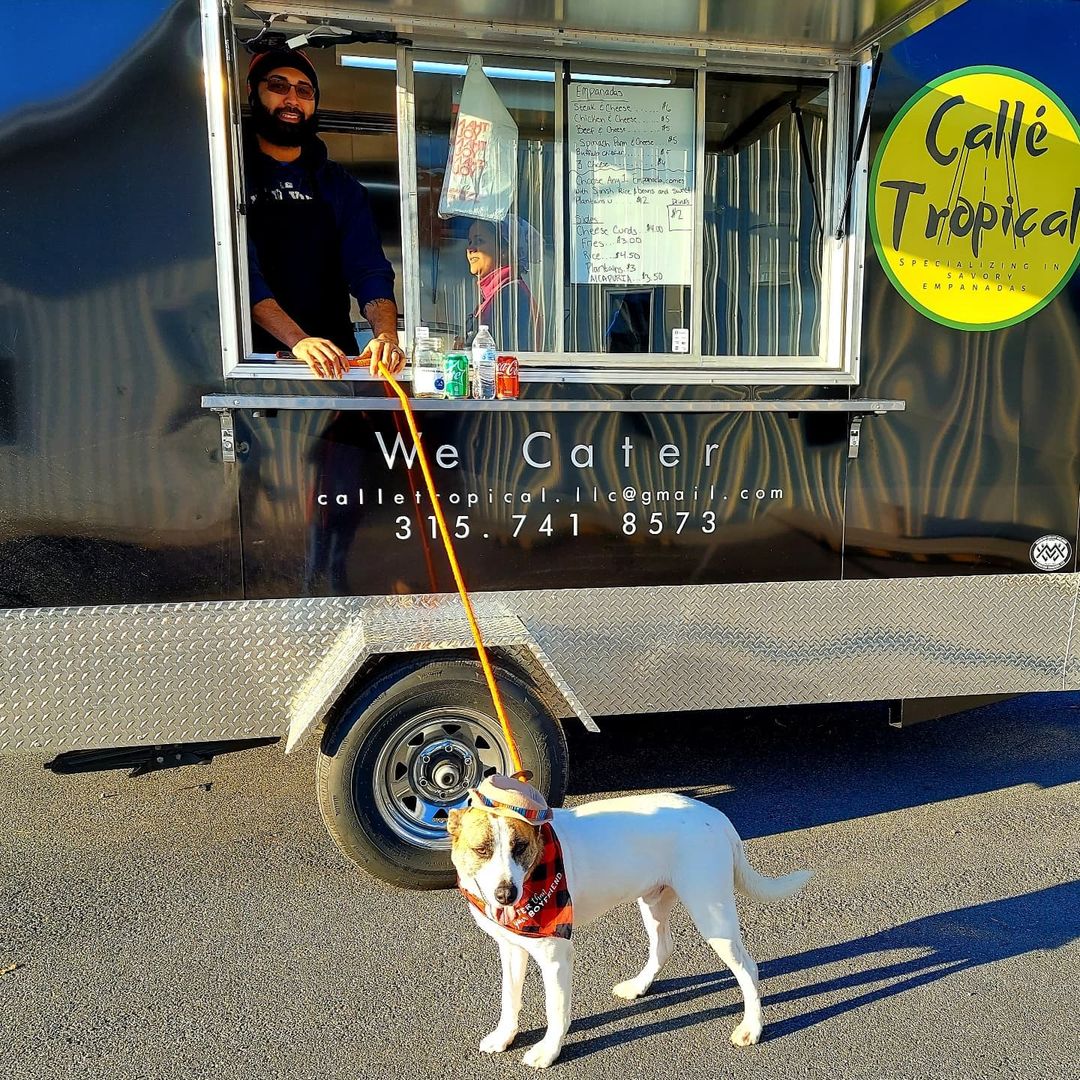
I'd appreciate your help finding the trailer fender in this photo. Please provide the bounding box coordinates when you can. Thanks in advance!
[284,597,597,752]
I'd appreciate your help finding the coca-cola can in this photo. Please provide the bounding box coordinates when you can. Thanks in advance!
[496,354,519,399]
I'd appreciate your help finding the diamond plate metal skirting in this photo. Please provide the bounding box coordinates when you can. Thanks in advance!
[2,573,1078,752]
[281,597,597,751]
[0,597,595,752]
[504,574,1080,714]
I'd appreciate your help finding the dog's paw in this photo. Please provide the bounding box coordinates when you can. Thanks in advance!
[612,977,648,1000]
[521,1040,562,1069]
[480,1027,517,1054]
[730,1019,763,1047]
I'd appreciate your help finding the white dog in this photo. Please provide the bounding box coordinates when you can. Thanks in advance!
[448,776,811,1069]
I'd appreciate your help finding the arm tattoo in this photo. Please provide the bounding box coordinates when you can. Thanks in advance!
[363,298,399,338]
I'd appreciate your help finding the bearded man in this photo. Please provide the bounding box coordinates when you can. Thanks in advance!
[244,49,404,379]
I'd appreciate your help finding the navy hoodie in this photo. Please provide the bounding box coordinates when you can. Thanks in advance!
[244,133,396,315]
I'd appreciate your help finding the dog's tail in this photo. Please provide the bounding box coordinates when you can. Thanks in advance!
[732,835,812,903]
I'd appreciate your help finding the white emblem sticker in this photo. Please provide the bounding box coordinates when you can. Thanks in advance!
[1030,535,1072,571]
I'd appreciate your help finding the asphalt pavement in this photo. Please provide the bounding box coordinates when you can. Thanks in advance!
[2,694,1078,1080]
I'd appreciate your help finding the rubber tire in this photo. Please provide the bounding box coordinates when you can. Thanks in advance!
[316,656,569,890]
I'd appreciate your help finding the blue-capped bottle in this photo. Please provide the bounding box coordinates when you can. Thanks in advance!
[411,332,446,399]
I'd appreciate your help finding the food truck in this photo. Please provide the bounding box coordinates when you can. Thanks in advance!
[2,0,1079,888]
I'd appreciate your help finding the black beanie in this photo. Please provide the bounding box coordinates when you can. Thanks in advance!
[247,48,320,105]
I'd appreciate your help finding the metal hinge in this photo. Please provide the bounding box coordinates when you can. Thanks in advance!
[214,407,236,462]
[848,415,864,459]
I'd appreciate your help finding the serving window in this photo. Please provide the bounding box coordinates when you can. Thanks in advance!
[702,76,830,359]
[565,62,697,359]
[412,52,558,354]
[212,4,863,384]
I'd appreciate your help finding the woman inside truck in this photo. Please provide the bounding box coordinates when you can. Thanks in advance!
[462,215,541,351]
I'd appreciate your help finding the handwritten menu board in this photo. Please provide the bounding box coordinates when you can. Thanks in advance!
[569,83,696,286]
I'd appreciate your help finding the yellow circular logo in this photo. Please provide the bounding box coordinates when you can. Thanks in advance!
[870,66,1080,330]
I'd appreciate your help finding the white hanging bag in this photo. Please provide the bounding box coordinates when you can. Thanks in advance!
[438,55,519,222]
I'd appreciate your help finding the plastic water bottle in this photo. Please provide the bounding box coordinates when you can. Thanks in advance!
[471,324,497,400]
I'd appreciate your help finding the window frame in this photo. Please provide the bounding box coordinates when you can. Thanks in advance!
[204,0,870,386]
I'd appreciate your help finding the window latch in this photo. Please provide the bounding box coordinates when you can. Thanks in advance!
[848,415,864,459]
[213,407,236,463]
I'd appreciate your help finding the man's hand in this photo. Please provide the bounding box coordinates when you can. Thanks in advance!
[360,331,407,378]
[293,337,351,380]
[251,300,350,378]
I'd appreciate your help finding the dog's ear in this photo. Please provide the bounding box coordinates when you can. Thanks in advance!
[446,808,465,840]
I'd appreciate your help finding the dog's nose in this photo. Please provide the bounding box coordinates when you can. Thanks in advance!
[494,882,518,906]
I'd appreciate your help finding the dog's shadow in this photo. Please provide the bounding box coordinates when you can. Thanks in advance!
[519,881,1080,1061]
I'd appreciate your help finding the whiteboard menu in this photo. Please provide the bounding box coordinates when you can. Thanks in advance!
[569,83,696,286]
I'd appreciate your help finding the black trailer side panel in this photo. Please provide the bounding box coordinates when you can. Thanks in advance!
[0,0,240,608]
[235,400,849,599]
[849,0,1080,579]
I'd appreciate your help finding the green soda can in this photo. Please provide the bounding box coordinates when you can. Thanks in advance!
[444,351,470,398]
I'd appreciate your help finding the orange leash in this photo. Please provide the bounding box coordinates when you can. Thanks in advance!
[372,362,525,777]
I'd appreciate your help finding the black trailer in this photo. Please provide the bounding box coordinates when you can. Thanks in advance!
[3,0,1079,887]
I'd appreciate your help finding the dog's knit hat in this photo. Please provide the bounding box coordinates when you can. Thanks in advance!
[468,772,552,825]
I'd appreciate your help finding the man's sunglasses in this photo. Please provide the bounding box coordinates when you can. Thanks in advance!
[261,75,315,100]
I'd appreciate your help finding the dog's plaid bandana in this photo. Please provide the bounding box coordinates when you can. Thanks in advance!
[460,822,573,940]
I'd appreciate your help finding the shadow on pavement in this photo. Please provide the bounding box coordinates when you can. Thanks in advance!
[549,880,1080,1061]
[564,691,1080,839]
